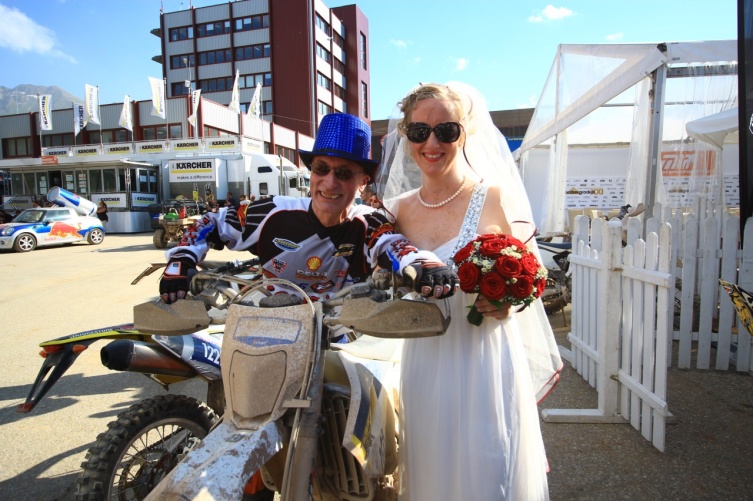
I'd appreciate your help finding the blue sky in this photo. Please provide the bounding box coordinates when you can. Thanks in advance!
[0,0,738,119]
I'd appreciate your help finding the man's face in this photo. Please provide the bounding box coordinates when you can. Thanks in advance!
[309,156,369,227]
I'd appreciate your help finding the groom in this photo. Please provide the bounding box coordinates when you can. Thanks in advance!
[159,112,460,303]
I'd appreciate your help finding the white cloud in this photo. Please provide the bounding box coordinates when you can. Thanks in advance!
[390,39,409,49]
[0,3,77,63]
[606,32,624,41]
[528,5,574,23]
[451,57,469,71]
[409,56,421,65]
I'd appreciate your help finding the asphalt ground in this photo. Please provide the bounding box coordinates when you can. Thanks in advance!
[1,233,752,500]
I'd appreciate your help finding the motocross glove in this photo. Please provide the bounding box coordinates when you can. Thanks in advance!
[408,260,460,299]
[159,258,197,304]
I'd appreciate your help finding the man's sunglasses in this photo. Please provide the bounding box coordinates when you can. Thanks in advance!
[310,163,364,181]
[405,122,463,144]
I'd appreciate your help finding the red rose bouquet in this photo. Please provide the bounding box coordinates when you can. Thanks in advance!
[453,233,548,326]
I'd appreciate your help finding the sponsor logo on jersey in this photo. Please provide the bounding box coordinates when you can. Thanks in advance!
[368,223,394,246]
[332,243,356,257]
[272,258,287,273]
[311,280,335,293]
[273,238,301,251]
[296,270,327,280]
[307,256,322,271]
[335,269,348,278]
[262,269,277,279]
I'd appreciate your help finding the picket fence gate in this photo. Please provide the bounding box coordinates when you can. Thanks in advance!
[542,203,753,452]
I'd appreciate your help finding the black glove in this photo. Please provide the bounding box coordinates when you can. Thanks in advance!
[408,261,460,299]
[159,258,197,304]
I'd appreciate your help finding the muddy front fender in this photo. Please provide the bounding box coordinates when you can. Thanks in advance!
[146,419,285,501]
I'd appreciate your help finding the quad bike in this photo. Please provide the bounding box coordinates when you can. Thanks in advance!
[150,199,206,249]
[147,269,449,501]
[17,258,261,501]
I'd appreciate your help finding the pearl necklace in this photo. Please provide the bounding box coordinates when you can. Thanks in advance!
[417,177,467,209]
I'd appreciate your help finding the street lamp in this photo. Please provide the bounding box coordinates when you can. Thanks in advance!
[182,57,193,94]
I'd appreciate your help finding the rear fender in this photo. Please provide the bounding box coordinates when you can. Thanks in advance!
[17,324,143,413]
[145,419,285,501]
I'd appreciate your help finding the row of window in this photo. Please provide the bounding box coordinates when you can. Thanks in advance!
[314,13,345,50]
[168,15,269,41]
[10,167,158,197]
[170,43,271,69]
[171,71,272,95]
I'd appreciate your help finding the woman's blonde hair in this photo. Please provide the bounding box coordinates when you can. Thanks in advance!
[397,83,474,136]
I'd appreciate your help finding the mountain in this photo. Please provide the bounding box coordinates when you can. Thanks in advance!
[0,85,83,116]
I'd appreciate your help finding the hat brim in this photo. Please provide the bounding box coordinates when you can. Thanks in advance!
[299,149,379,179]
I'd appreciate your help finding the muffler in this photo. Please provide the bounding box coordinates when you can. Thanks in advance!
[101,340,196,377]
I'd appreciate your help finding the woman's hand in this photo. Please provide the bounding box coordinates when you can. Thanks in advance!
[475,295,512,320]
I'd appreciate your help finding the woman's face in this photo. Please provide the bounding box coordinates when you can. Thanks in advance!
[406,98,463,177]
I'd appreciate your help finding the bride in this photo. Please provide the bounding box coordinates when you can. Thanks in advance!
[377,82,563,500]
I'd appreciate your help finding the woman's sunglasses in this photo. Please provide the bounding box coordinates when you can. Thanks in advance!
[310,163,364,181]
[405,122,463,144]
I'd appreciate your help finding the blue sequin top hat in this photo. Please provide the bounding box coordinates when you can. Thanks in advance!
[298,113,379,178]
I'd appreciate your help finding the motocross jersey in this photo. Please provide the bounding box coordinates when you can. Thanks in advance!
[166,196,434,301]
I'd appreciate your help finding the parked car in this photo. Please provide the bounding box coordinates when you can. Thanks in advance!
[0,207,105,252]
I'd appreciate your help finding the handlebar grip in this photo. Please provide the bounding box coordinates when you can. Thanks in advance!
[371,266,416,290]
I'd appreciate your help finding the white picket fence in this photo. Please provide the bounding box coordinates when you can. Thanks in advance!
[543,203,753,452]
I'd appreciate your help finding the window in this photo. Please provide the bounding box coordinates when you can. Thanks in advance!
[240,72,272,89]
[203,125,233,137]
[334,84,346,100]
[235,44,271,62]
[315,14,331,37]
[198,49,232,66]
[198,76,234,92]
[41,134,75,147]
[317,72,331,91]
[333,58,345,74]
[263,101,273,116]
[333,32,345,50]
[196,20,231,38]
[276,145,296,164]
[87,168,118,192]
[170,54,194,69]
[259,182,268,195]
[318,101,332,116]
[172,82,191,96]
[360,32,367,70]
[235,14,269,31]
[89,130,115,144]
[169,26,193,41]
[142,124,182,140]
[3,137,32,158]
[316,44,331,64]
[361,82,368,118]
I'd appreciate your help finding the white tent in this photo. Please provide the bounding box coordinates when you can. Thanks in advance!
[518,41,738,233]
[686,107,739,149]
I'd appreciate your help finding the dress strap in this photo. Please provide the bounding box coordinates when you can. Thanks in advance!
[448,184,487,265]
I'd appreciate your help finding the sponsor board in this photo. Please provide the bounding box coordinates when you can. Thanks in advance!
[206,137,238,150]
[170,139,202,152]
[71,145,102,156]
[168,158,217,182]
[42,148,70,157]
[105,144,134,155]
[131,193,158,207]
[91,193,127,209]
[136,141,166,153]
[241,136,263,153]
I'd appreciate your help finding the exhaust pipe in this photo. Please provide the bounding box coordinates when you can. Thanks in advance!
[101,340,196,377]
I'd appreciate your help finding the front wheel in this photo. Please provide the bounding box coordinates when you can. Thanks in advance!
[75,394,218,501]
[87,228,105,245]
[153,228,168,249]
[13,233,36,252]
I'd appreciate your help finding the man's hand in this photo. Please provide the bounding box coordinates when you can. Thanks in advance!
[408,260,460,299]
[159,258,197,304]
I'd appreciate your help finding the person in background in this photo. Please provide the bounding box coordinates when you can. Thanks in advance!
[96,201,108,229]
[225,192,238,210]
[380,82,562,501]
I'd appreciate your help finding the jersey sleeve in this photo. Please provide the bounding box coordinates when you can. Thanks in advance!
[360,208,440,272]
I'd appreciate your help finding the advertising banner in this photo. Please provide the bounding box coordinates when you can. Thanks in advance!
[91,193,127,209]
[85,84,100,125]
[170,139,202,152]
[149,76,166,119]
[131,193,159,208]
[71,145,102,156]
[104,143,134,155]
[168,159,217,183]
[39,94,53,131]
[205,137,238,151]
[136,141,167,154]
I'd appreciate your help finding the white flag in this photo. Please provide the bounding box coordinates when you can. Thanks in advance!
[119,95,133,131]
[247,82,262,119]
[148,76,166,119]
[38,94,53,131]
[187,89,201,127]
[73,103,87,136]
[84,84,100,125]
[228,70,240,114]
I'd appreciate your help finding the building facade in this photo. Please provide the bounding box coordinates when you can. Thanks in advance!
[158,0,371,137]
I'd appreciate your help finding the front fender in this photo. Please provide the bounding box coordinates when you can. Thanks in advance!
[145,419,285,501]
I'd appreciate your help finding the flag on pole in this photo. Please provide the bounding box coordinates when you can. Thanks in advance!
[247,82,262,119]
[73,102,87,136]
[84,84,100,125]
[148,76,166,119]
[119,95,133,131]
[38,94,53,131]
[187,89,201,127]
[228,70,240,114]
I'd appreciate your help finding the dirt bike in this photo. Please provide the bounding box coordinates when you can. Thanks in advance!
[537,238,572,319]
[146,269,449,501]
[16,258,261,501]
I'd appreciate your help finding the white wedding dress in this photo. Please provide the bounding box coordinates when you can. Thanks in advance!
[398,185,552,501]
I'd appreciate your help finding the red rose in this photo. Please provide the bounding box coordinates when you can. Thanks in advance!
[520,253,541,276]
[479,271,507,301]
[453,242,475,263]
[506,236,526,249]
[479,238,506,258]
[494,255,522,278]
[457,262,481,292]
[535,277,547,297]
[510,275,534,299]
[477,233,499,242]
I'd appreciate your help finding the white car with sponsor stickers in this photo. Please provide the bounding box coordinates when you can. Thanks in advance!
[0,207,105,252]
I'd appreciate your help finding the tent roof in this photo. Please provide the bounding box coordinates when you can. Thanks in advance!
[685,107,739,148]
